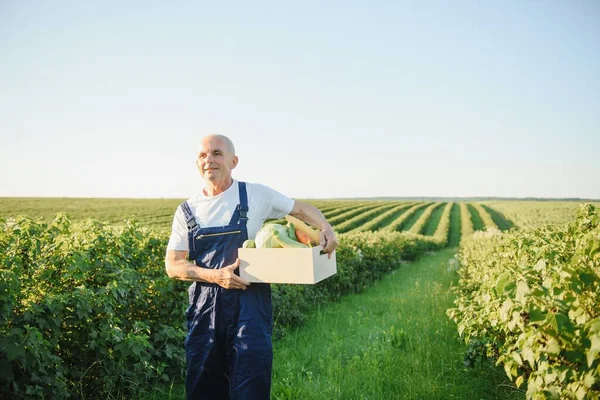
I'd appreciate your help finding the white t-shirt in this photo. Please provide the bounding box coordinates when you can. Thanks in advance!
[167,180,295,251]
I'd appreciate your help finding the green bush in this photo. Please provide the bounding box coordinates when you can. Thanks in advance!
[0,215,187,399]
[447,204,600,399]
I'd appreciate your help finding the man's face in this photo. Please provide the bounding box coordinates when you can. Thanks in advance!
[196,136,238,184]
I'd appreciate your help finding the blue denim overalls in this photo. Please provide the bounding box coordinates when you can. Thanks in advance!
[180,181,273,400]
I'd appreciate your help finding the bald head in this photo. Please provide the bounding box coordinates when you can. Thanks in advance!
[200,134,235,156]
[196,134,239,190]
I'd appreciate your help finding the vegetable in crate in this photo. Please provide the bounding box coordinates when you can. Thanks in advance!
[254,223,308,248]
[286,222,297,241]
[285,215,320,246]
[273,229,307,248]
[242,239,256,248]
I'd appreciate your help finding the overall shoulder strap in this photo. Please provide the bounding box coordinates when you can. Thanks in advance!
[180,200,199,231]
[237,181,248,221]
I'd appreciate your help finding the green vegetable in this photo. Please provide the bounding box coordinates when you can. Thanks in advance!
[287,222,297,241]
[255,224,307,248]
[273,229,308,248]
[242,239,256,248]
[255,224,287,248]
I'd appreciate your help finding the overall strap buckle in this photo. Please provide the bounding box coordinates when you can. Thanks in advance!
[180,200,198,260]
[237,181,249,221]
[237,204,248,220]
[180,201,199,231]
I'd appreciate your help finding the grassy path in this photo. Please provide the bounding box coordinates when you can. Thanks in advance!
[141,248,524,400]
[271,248,524,400]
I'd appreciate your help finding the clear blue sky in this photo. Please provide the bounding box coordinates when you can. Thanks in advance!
[1,1,598,199]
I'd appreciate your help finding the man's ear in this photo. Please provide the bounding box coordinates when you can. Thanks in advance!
[231,155,239,169]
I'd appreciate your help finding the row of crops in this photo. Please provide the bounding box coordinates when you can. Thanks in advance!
[1,198,514,241]
[275,200,514,243]
[447,204,600,399]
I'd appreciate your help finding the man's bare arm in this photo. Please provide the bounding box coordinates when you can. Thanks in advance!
[289,201,339,256]
[165,250,250,289]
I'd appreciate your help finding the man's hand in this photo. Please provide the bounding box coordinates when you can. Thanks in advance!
[289,201,338,259]
[319,225,339,259]
[212,259,250,290]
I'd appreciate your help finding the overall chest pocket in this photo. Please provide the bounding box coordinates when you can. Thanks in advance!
[193,229,245,270]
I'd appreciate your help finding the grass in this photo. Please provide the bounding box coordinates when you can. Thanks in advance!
[373,203,414,230]
[448,203,461,247]
[466,203,485,231]
[270,248,523,400]
[422,202,447,236]
[119,382,184,400]
[397,203,430,232]
[481,205,514,231]
[335,203,402,233]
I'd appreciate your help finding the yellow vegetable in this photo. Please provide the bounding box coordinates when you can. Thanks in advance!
[285,215,320,244]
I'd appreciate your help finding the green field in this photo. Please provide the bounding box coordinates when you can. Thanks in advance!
[3,197,596,242]
[0,197,519,234]
[0,197,184,230]
[480,200,600,229]
[2,197,598,399]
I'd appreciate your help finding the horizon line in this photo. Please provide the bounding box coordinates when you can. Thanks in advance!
[1,195,599,202]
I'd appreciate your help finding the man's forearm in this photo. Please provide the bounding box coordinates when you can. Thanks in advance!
[289,201,339,256]
[166,259,216,282]
[290,201,332,230]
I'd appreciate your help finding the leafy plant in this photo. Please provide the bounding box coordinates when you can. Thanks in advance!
[447,204,600,399]
[0,215,187,399]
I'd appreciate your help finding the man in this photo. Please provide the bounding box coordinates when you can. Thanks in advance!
[165,134,338,399]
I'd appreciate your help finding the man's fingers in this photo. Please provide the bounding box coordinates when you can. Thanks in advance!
[233,274,251,287]
[325,240,337,252]
[215,259,251,290]
[241,278,251,286]
[215,271,242,290]
[224,271,250,290]
[324,245,334,258]
[322,234,338,258]
[230,282,247,290]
